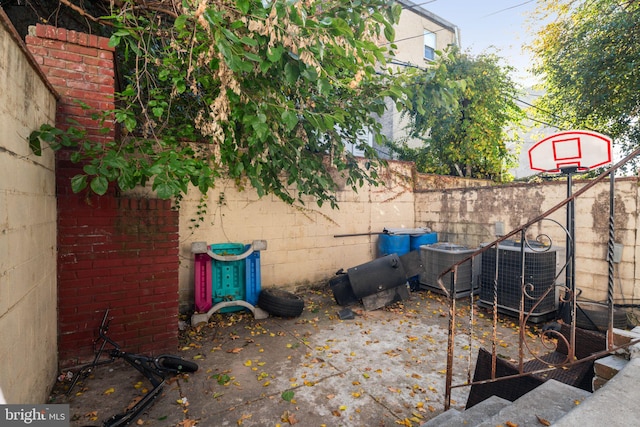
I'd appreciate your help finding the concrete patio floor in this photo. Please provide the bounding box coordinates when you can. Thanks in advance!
[49,287,549,427]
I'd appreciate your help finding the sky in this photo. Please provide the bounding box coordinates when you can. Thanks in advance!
[424,0,541,87]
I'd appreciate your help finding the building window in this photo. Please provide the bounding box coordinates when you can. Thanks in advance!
[424,30,436,61]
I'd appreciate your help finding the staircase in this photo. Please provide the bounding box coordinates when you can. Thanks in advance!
[422,353,640,426]
[421,379,590,427]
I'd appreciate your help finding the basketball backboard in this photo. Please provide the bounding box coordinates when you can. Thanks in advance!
[528,130,612,173]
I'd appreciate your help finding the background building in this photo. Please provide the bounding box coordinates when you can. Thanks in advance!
[359,0,460,158]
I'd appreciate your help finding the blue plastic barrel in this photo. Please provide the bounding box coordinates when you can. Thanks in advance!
[377,233,410,257]
[410,232,438,251]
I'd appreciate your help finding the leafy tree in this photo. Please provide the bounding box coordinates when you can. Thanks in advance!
[31,0,415,208]
[387,48,523,182]
[530,0,640,156]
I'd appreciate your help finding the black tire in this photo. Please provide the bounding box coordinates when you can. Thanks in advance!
[258,288,305,317]
[575,301,627,331]
[158,355,199,373]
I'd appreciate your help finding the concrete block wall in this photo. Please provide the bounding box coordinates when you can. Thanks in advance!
[415,177,640,303]
[25,24,180,366]
[0,11,58,404]
[177,160,419,310]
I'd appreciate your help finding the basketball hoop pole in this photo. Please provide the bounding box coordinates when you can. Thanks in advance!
[561,167,579,324]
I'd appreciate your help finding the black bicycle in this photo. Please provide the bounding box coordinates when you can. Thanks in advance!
[66,309,198,427]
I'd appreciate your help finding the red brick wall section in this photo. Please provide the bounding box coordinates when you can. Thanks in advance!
[26,25,179,367]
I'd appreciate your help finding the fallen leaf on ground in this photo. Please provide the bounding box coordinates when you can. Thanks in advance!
[236,413,252,425]
[177,419,197,427]
[281,410,298,425]
[103,387,115,395]
[227,348,243,354]
[536,415,551,426]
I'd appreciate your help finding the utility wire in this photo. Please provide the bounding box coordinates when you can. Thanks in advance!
[383,58,576,133]
[387,57,577,130]
[522,115,563,130]
[395,0,536,46]
[482,0,535,18]
[389,26,453,45]
[399,0,439,12]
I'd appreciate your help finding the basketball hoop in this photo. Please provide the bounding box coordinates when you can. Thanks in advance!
[528,130,612,174]
[527,130,614,327]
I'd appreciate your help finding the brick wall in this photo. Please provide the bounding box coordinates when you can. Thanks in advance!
[26,25,179,366]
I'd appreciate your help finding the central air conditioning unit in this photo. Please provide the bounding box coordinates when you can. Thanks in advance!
[419,243,479,298]
[478,240,565,323]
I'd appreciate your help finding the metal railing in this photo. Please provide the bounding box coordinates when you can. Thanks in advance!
[437,145,640,410]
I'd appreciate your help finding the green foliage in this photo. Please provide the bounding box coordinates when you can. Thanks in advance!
[388,48,523,182]
[29,0,411,207]
[530,0,640,157]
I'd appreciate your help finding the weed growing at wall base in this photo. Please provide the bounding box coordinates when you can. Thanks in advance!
[1,405,68,426]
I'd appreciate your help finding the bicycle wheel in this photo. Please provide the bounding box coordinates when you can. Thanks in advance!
[158,355,198,373]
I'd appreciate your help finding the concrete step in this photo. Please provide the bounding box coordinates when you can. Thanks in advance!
[554,357,640,426]
[419,408,460,427]
[420,395,510,427]
[476,379,591,427]
[421,380,591,427]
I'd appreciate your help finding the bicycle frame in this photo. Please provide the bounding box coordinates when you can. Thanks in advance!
[66,309,196,427]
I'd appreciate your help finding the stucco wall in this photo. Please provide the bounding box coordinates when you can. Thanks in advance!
[415,178,640,303]
[0,13,58,403]
[177,160,418,310]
